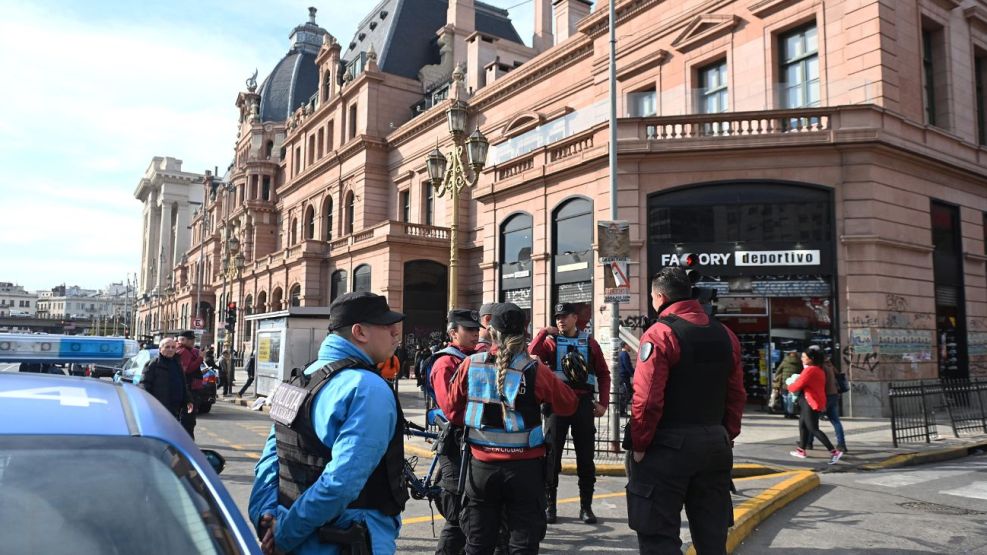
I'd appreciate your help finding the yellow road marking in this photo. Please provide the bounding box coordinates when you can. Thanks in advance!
[402,492,625,525]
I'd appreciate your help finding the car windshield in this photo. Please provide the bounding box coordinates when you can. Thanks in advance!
[0,436,241,554]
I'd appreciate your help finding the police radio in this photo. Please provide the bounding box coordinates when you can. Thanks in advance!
[685,269,717,317]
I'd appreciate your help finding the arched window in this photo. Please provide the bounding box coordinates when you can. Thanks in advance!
[243,295,253,339]
[289,284,301,307]
[264,141,274,160]
[257,291,267,314]
[345,192,355,234]
[271,287,284,311]
[323,196,334,241]
[500,212,533,329]
[552,197,593,329]
[305,206,316,240]
[353,264,371,293]
[322,70,331,102]
[290,217,298,245]
[331,270,348,301]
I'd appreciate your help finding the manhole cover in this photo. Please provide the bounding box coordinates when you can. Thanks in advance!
[898,501,983,515]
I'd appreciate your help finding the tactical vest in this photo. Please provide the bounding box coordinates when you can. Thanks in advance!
[423,345,468,405]
[554,332,598,393]
[464,352,544,448]
[269,357,408,516]
[656,315,733,430]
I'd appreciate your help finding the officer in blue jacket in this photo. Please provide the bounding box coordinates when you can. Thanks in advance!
[249,291,408,555]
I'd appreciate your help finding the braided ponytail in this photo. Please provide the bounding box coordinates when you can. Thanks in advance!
[491,328,528,422]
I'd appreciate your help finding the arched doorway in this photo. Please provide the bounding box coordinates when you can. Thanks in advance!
[402,260,448,348]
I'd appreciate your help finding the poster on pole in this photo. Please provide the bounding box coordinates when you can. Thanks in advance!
[599,220,631,303]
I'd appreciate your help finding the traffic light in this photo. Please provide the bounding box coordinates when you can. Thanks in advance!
[225,302,237,332]
[682,253,700,268]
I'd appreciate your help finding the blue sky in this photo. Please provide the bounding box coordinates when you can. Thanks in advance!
[0,0,536,292]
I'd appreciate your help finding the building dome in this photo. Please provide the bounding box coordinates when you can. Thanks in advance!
[257,7,329,122]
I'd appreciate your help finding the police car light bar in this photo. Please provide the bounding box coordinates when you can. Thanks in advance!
[0,334,140,363]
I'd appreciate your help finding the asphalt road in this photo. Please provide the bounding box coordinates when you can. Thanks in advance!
[736,451,987,554]
[195,401,646,553]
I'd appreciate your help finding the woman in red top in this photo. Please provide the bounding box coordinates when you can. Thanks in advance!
[787,346,844,464]
[449,303,577,553]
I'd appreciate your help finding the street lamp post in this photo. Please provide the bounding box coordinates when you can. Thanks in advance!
[425,66,489,310]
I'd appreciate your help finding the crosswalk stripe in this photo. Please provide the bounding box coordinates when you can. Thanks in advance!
[856,470,966,488]
[940,481,987,501]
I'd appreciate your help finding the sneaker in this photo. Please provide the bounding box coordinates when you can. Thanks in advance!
[829,450,845,465]
[789,448,807,459]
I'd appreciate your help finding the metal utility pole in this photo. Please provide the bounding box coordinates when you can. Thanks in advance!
[607,0,622,452]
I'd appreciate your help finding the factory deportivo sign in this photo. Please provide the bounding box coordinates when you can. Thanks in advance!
[660,250,821,267]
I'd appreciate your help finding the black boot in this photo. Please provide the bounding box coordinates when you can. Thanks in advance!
[545,489,557,524]
[579,490,597,524]
[579,505,597,524]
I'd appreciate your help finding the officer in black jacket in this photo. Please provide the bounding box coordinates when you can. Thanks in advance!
[141,337,192,421]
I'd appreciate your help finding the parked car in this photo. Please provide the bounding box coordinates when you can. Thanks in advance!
[89,359,126,378]
[115,347,159,384]
[199,364,218,414]
[0,372,260,554]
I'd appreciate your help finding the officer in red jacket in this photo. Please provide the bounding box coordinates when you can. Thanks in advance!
[625,267,746,554]
[529,302,611,524]
[176,330,205,439]
[449,303,578,554]
[427,308,481,555]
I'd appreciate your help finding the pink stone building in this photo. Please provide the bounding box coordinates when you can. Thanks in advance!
[137,0,987,416]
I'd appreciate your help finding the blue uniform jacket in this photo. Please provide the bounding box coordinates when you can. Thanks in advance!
[248,334,401,554]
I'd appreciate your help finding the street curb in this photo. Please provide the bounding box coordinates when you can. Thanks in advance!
[859,439,987,471]
[685,470,820,555]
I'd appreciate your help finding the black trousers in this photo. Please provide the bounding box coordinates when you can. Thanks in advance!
[237,375,254,397]
[436,454,466,555]
[545,394,596,501]
[464,458,546,555]
[626,426,733,555]
[797,396,835,451]
[181,390,200,439]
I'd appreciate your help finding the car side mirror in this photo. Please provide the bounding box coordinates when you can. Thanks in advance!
[202,449,226,475]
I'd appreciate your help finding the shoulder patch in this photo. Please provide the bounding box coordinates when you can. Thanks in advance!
[639,342,654,362]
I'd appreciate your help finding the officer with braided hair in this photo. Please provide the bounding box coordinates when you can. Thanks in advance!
[448,303,577,554]
[529,302,612,524]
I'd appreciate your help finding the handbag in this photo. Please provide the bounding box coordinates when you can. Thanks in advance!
[835,372,850,394]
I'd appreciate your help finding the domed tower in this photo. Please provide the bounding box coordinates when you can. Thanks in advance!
[256,6,330,123]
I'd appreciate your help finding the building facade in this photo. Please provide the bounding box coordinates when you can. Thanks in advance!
[0,283,37,317]
[138,0,987,416]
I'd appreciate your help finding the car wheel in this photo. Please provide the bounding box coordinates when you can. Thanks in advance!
[199,402,213,414]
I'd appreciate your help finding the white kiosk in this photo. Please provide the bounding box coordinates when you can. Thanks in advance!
[245,307,332,397]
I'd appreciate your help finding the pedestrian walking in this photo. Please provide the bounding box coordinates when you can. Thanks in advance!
[821,356,848,452]
[248,292,408,555]
[529,302,612,524]
[140,337,193,422]
[448,303,578,554]
[221,350,234,396]
[625,267,747,555]
[424,308,481,555]
[787,346,844,464]
[176,330,205,439]
[770,350,801,417]
[618,342,635,417]
[237,351,256,398]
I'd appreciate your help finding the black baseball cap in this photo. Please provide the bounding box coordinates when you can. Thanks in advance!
[448,308,481,330]
[179,330,196,340]
[328,292,405,331]
[553,303,579,317]
[489,303,526,335]
[478,303,497,317]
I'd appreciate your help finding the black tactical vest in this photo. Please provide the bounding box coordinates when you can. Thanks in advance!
[656,315,733,430]
[272,357,408,515]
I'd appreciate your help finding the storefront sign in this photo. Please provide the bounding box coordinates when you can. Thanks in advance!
[503,270,530,279]
[660,253,733,266]
[558,261,589,272]
[735,250,820,266]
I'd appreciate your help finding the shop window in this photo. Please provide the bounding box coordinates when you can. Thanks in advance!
[552,198,593,329]
[500,213,533,330]
[779,23,820,109]
[931,201,967,378]
[331,270,348,301]
[353,265,372,293]
[922,20,949,128]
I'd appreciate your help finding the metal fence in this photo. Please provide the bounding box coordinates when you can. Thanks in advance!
[889,378,987,447]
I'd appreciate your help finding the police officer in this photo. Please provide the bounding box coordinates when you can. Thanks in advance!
[625,267,746,554]
[448,303,578,554]
[248,292,408,555]
[426,308,482,554]
[475,303,496,352]
[529,302,611,524]
[176,330,204,439]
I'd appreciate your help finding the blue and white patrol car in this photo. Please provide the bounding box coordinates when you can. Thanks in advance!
[0,334,261,554]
